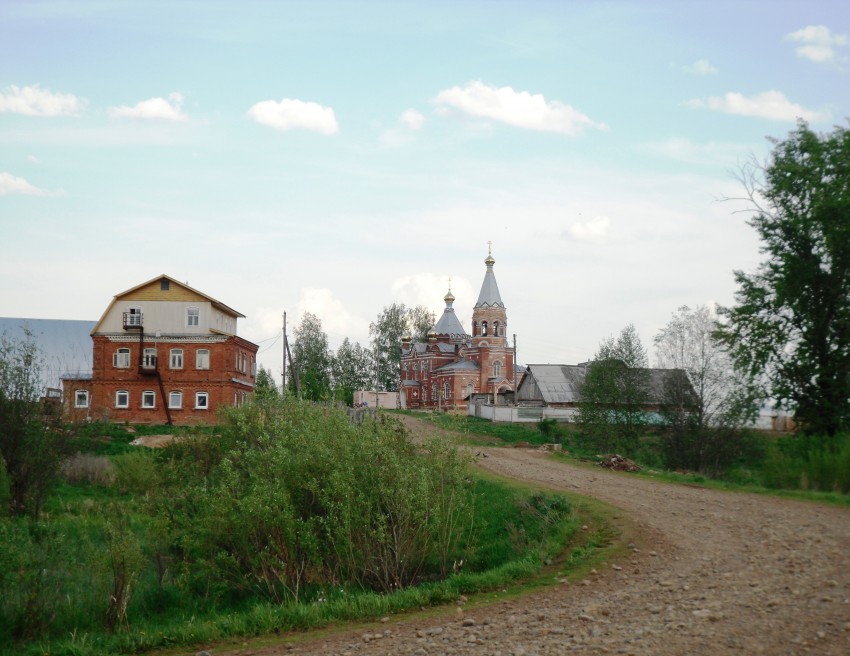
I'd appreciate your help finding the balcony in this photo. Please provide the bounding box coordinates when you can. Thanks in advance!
[123,311,143,330]
[140,353,158,374]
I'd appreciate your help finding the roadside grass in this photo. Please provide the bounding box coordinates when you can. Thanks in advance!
[2,456,606,656]
[391,410,551,446]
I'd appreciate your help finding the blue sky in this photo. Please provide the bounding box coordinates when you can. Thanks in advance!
[1,0,848,380]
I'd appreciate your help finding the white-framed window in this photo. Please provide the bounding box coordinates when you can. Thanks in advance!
[196,349,210,370]
[141,390,156,408]
[74,390,89,408]
[142,347,157,369]
[467,383,474,398]
[195,391,209,410]
[169,391,182,409]
[113,347,131,368]
[125,306,142,327]
[493,361,502,378]
[115,390,129,408]
[170,349,183,369]
[250,357,256,377]
[432,384,437,401]
[443,381,451,399]
[186,307,199,327]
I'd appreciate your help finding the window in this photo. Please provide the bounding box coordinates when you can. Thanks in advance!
[196,349,210,370]
[125,306,142,327]
[467,383,474,399]
[141,390,156,408]
[431,384,437,401]
[195,391,209,409]
[170,349,183,369]
[250,357,256,377]
[142,347,157,369]
[493,321,500,337]
[74,390,89,408]
[115,390,129,408]
[169,391,182,409]
[443,381,451,399]
[186,307,199,327]
[160,278,170,291]
[482,321,488,336]
[113,348,131,368]
[493,361,502,378]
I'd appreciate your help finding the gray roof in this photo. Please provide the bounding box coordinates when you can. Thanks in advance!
[434,359,480,373]
[517,363,687,405]
[475,258,504,308]
[0,318,95,392]
[433,306,467,337]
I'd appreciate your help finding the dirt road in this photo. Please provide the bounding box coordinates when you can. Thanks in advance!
[213,443,850,656]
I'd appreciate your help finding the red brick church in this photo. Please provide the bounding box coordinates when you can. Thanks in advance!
[400,250,516,410]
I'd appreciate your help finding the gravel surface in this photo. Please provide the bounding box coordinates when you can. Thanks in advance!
[209,444,850,656]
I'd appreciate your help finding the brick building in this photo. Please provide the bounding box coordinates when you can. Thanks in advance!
[400,250,516,411]
[62,275,258,425]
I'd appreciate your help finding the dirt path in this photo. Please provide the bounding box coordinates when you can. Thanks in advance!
[210,425,850,656]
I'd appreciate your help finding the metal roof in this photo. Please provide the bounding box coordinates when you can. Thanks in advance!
[474,257,504,308]
[0,317,95,392]
[434,359,480,373]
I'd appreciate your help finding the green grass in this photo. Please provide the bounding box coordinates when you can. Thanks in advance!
[1,468,597,656]
[392,410,554,446]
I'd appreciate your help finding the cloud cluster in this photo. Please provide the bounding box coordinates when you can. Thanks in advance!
[0,172,48,195]
[0,84,83,116]
[562,215,611,243]
[687,90,828,122]
[247,98,339,135]
[108,92,187,121]
[682,59,718,75]
[435,80,607,136]
[400,109,425,130]
[786,25,848,63]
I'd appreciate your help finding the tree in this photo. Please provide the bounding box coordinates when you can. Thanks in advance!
[717,121,850,436]
[0,330,69,518]
[254,366,280,402]
[369,303,436,391]
[655,305,756,474]
[289,313,332,401]
[331,338,373,405]
[577,324,650,453]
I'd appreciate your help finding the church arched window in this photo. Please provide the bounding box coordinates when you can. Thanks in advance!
[493,361,502,378]
[482,321,488,336]
[493,321,500,337]
[443,381,451,399]
[466,383,474,398]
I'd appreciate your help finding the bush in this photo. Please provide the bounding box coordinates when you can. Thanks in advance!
[111,451,159,496]
[60,454,116,487]
[759,433,850,493]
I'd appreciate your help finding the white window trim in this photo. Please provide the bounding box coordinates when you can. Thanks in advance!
[170,348,184,370]
[186,306,200,327]
[196,349,210,370]
[74,390,89,408]
[115,390,129,409]
[113,348,131,369]
[195,391,209,410]
[141,390,156,408]
[168,391,183,409]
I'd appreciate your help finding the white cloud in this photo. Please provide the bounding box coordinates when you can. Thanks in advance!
[391,273,476,331]
[562,215,611,243]
[27,154,41,164]
[400,109,425,130]
[0,84,84,116]
[0,172,48,195]
[108,92,187,121]
[295,288,368,342]
[247,98,339,134]
[682,59,718,75]
[687,90,829,122]
[786,25,848,63]
[434,80,607,136]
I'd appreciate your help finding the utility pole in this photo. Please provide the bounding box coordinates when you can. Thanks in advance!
[281,311,287,398]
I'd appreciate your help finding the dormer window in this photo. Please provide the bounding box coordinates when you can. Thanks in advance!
[161,278,170,291]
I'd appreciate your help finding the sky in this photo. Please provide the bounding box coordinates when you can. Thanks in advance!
[1,0,849,383]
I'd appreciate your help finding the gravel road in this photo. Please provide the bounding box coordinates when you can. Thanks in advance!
[212,445,850,656]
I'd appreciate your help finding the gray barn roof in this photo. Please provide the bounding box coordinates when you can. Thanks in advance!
[0,317,95,392]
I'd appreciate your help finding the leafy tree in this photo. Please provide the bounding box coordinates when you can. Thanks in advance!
[369,303,436,391]
[577,324,650,453]
[289,313,332,401]
[717,122,850,436]
[655,305,756,475]
[331,338,373,405]
[0,331,69,518]
[254,366,280,402]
